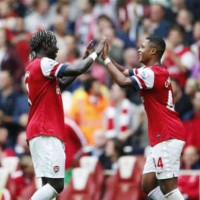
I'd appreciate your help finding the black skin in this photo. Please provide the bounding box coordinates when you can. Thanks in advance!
[34,37,107,194]
[38,37,107,90]
[101,40,179,195]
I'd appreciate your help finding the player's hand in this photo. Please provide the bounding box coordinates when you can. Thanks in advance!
[83,40,94,59]
[101,40,109,60]
[95,36,107,56]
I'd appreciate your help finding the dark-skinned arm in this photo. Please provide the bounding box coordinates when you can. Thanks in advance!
[58,40,95,89]
[111,59,130,77]
[101,41,133,87]
[58,76,77,91]
[105,61,133,87]
[59,37,107,77]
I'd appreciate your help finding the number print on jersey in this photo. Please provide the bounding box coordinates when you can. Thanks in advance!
[25,71,32,105]
[166,90,174,111]
[157,157,164,168]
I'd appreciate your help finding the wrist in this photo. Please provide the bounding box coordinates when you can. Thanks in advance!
[104,57,111,65]
[89,52,98,61]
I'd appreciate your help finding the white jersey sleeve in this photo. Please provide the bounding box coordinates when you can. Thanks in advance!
[129,67,155,90]
[40,57,67,78]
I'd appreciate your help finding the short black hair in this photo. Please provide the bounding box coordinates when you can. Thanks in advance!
[146,35,166,59]
[83,77,97,93]
[168,24,185,36]
[97,14,114,28]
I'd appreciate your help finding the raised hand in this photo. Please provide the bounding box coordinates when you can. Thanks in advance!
[95,36,107,56]
[83,40,94,59]
[101,40,109,60]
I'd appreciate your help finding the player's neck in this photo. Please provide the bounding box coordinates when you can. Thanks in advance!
[145,59,161,67]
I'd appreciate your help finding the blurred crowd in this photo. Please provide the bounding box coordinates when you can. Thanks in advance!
[0,0,200,199]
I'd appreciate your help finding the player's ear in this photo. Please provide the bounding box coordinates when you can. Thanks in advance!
[150,47,157,55]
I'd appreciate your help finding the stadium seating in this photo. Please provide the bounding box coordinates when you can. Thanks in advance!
[102,155,146,200]
[58,156,105,200]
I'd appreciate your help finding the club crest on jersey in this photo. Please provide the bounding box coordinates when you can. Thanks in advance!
[141,70,148,78]
[53,166,60,173]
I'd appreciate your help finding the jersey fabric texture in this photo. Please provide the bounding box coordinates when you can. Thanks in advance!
[129,66,186,146]
[25,57,67,141]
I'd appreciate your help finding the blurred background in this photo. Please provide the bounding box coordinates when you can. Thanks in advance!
[0,0,200,199]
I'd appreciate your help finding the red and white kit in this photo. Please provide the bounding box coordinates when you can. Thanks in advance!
[129,65,186,179]
[25,57,67,178]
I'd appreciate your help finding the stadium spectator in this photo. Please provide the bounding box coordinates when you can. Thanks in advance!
[102,138,124,171]
[75,0,96,53]
[0,70,21,147]
[123,47,142,104]
[86,129,107,158]
[176,8,194,45]
[102,36,186,199]
[184,78,199,99]
[64,34,80,63]
[170,0,187,21]
[84,129,108,169]
[102,26,125,65]
[191,20,200,83]
[13,76,29,129]
[0,28,24,85]
[55,1,75,34]
[171,78,193,120]
[14,131,30,157]
[116,0,145,42]
[93,0,117,23]
[149,3,171,38]
[185,0,200,21]
[0,126,15,162]
[55,33,80,64]
[178,146,200,200]
[24,0,55,32]
[10,17,31,66]
[51,15,67,60]
[0,0,18,30]
[123,47,140,69]
[163,25,195,87]
[7,155,35,200]
[184,90,200,151]
[181,145,200,170]
[94,14,134,49]
[104,83,143,144]
[69,77,109,144]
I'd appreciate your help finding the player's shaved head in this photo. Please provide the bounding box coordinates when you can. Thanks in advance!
[146,35,166,59]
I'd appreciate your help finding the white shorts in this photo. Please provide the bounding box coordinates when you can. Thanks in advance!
[29,136,66,179]
[143,139,185,180]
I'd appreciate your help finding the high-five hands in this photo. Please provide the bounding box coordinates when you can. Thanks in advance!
[95,36,107,56]
[86,36,107,62]
[101,40,110,60]
[83,40,94,59]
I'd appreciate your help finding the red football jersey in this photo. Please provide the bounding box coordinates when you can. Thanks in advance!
[25,57,67,141]
[129,65,186,146]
